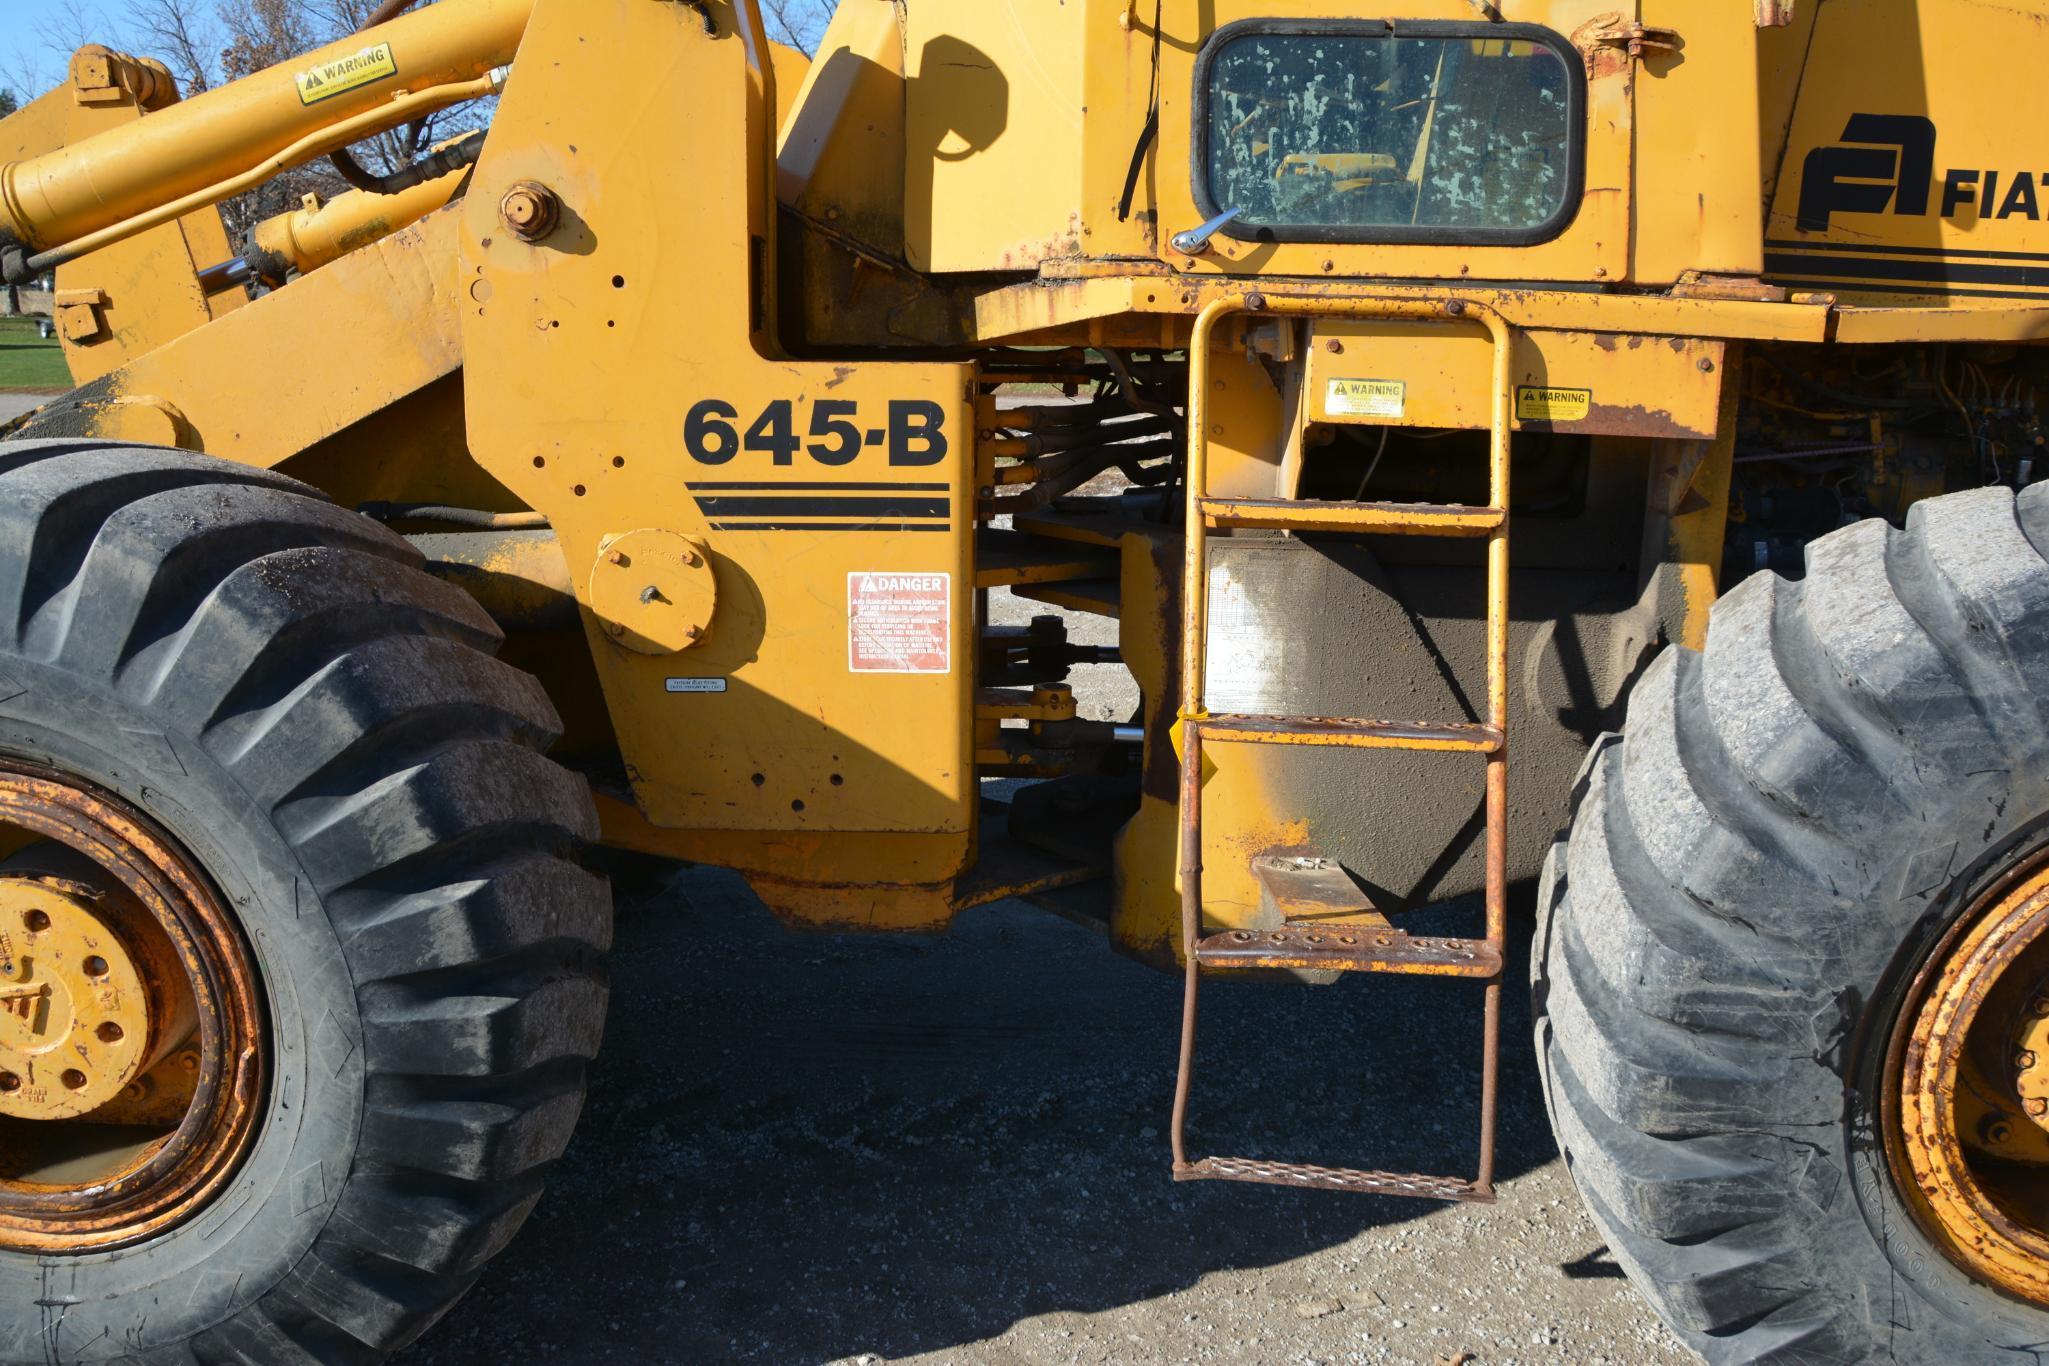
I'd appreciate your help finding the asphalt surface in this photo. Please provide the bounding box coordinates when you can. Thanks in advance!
[0,394,48,425]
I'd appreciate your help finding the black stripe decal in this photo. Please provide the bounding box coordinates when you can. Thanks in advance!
[708,522,950,533]
[1764,251,2049,290]
[1765,275,2049,302]
[687,482,951,492]
[695,496,950,518]
[1765,237,2049,264]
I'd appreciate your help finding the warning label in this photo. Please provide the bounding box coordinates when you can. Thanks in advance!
[1516,385,1593,423]
[1326,378,1406,419]
[849,572,951,674]
[296,42,398,106]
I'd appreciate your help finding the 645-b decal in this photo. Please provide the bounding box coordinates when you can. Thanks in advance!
[684,398,949,467]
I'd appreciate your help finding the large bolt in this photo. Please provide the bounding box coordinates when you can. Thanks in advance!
[2018,1050,2039,1072]
[2029,1097,2049,1118]
[1985,1116,2016,1145]
[499,181,561,242]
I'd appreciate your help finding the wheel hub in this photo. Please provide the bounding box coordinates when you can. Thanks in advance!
[0,764,264,1254]
[0,877,184,1120]
[1890,855,2049,1307]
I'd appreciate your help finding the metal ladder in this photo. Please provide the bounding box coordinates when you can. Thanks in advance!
[1170,294,1513,1204]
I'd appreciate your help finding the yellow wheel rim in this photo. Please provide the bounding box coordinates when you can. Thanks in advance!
[1889,853,2049,1306]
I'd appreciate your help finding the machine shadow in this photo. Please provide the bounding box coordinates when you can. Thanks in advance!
[425,871,1556,1363]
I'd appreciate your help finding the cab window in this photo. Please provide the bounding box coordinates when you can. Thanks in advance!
[1197,21,1583,245]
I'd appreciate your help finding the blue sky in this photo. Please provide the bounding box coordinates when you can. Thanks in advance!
[10,0,151,97]
[6,0,838,100]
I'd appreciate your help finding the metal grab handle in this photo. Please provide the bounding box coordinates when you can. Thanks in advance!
[1170,207,1244,256]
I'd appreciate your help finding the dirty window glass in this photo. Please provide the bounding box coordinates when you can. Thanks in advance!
[1204,30,1576,238]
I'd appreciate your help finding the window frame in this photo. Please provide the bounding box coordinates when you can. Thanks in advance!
[1189,17,1588,248]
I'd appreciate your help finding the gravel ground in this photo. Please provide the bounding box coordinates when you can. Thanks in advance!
[417,868,1689,1365]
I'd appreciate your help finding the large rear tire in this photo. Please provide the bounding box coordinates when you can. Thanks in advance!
[0,441,609,1362]
[1535,484,2049,1361]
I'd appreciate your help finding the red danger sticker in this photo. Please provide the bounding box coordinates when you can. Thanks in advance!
[848,572,951,674]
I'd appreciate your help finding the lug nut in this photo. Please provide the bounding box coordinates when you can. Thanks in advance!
[2029,1098,2049,1118]
[2019,1050,2039,1072]
[499,181,561,242]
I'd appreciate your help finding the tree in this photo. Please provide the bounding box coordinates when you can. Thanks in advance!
[0,90,18,118]
[116,0,492,243]
[760,0,838,58]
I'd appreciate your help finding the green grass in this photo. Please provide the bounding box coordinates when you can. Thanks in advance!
[0,317,71,392]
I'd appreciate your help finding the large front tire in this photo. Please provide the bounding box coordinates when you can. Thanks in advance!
[1536,484,2049,1361]
[0,442,610,1363]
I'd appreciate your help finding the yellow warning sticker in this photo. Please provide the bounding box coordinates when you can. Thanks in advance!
[1325,378,1406,420]
[295,43,398,106]
[1516,386,1593,423]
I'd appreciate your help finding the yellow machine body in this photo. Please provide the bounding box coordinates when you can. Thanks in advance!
[3,0,2046,942]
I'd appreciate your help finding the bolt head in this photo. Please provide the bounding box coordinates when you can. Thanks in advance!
[605,550,625,565]
[1987,1119,2016,1144]
[1325,339,1344,355]
[2019,1050,2039,1072]
[2029,1097,2048,1118]
[499,182,560,242]
[606,622,626,637]
[685,625,702,641]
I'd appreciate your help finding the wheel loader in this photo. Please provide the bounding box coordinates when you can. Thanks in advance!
[0,0,2044,1359]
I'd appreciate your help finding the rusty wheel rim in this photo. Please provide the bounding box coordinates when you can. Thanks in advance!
[0,762,264,1254]
[1888,845,2049,1307]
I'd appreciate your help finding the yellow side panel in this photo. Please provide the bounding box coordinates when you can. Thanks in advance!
[1304,324,1724,439]
[903,1,1088,272]
[461,0,977,873]
[1633,2,1764,282]
[777,0,908,257]
[1765,0,2049,302]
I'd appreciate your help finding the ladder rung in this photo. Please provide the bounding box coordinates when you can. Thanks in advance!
[1175,1156,1493,1203]
[1194,927,1501,978]
[1194,715,1503,753]
[1200,498,1504,536]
